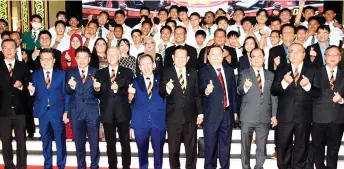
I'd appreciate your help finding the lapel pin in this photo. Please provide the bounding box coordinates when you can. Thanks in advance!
[187,74,190,76]
[118,71,120,74]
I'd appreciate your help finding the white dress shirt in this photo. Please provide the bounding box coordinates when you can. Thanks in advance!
[130,44,145,59]
[51,35,70,52]
[281,62,311,91]
[186,27,203,47]
[325,21,344,46]
[244,67,264,93]
[254,26,271,42]
[83,36,97,52]
[143,74,154,89]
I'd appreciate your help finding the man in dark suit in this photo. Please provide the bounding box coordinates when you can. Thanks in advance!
[28,48,69,169]
[271,43,321,169]
[159,45,203,169]
[198,29,238,70]
[237,48,278,169]
[199,45,237,169]
[10,31,36,139]
[311,45,344,169]
[31,30,62,71]
[164,26,198,70]
[65,46,100,169]
[305,25,331,69]
[268,24,296,73]
[0,39,30,169]
[93,46,133,169]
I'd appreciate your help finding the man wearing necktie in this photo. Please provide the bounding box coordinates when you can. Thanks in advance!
[159,46,203,169]
[271,43,321,169]
[311,46,344,169]
[28,48,69,169]
[0,39,30,169]
[237,48,278,169]
[65,46,100,169]
[129,54,166,169]
[22,14,42,51]
[199,45,237,169]
[93,47,133,169]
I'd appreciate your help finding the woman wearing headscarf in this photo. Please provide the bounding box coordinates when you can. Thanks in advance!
[61,33,83,71]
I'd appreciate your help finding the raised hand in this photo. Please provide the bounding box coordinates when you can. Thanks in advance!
[93,78,101,91]
[33,47,40,56]
[332,92,343,103]
[111,82,118,91]
[283,71,293,84]
[128,84,136,94]
[28,82,35,93]
[13,80,22,88]
[166,79,174,90]
[271,116,278,128]
[22,51,28,62]
[68,76,77,88]
[300,75,310,87]
[244,78,252,88]
[206,80,214,94]
[65,52,71,61]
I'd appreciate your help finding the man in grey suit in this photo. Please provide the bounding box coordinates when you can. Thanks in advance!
[237,48,278,169]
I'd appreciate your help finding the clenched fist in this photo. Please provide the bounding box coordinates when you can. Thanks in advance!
[28,82,35,93]
[93,78,101,91]
[244,79,252,88]
[206,80,214,95]
[283,71,293,84]
[128,84,136,94]
[111,82,118,91]
[68,76,77,89]
[166,79,174,90]
[300,75,310,87]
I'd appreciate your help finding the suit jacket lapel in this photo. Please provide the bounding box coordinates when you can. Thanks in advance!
[185,68,192,92]
[249,67,259,89]
[334,69,343,91]
[39,69,47,89]
[172,66,181,91]
[208,65,220,86]
[139,75,149,98]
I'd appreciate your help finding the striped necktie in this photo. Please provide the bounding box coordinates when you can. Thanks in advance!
[146,77,153,99]
[46,71,51,89]
[81,70,86,83]
[311,35,315,45]
[98,27,102,38]
[330,70,335,90]
[237,26,241,36]
[110,69,116,83]
[178,69,185,93]
[8,63,13,77]
[162,44,167,65]
[257,70,262,96]
[294,67,299,87]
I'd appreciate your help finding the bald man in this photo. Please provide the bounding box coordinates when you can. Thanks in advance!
[271,43,321,169]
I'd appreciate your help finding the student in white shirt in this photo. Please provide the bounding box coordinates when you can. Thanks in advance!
[65,15,82,37]
[239,17,256,46]
[177,6,191,30]
[227,31,243,76]
[141,20,153,41]
[195,30,207,56]
[49,11,67,39]
[294,0,316,28]
[228,8,245,36]
[186,12,203,46]
[279,8,292,25]
[254,9,271,42]
[51,21,70,52]
[264,30,281,69]
[130,29,145,59]
[323,8,344,46]
[168,5,179,21]
[114,10,132,40]
[95,11,110,40]
[295,26,308,48]
[304,16,320,47]
[216,16,230,34]
[156,26,173,55]
[83,20,99,52]
[215,8,226,19]
[203,11,217,38]
[108,24,124,47]
[266,17,282,48]
[133,7,151,30]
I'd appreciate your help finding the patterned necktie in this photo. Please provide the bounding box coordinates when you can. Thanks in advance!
[257,70,263,96]
[146,77,153,99]
[98,27,102,38]
[162,44,167,65]
[110,69,116,83]
[178,69,185,93]
[208,27,211,35]
[217,68,228,109]
[81,70,86,83]
[330,70,335,90]
[32,32,36,40]
[8,63,13,77]
[237,26,241,36]
[311,35,315,45]
[286,46,290,64]
[294,67,299,86]
[46,71,51,89]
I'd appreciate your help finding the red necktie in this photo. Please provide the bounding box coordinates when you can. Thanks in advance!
[81,70,86,83]
[217,68,228,109]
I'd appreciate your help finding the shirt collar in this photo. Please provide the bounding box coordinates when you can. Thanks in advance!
[291,62,304,71]
[326,65,338,73]
[43,68,53,74]
[109,65,119,72]
[253,67,264,74]
[143,74,154,81]
[175,66,186,73]
[79,66,89,73]
[4,59,15,67]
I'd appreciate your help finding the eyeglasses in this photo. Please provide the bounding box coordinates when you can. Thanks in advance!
[2,47,16,50]
[144,42,155,45]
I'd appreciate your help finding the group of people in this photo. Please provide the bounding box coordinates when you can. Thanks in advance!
[0,0,344,169]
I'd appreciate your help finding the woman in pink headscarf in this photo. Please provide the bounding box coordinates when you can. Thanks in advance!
[61,34,83,71]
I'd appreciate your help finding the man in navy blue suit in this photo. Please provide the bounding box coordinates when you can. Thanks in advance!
[65,46,100,169]
[28,48,69,169]
[199,45,237,169]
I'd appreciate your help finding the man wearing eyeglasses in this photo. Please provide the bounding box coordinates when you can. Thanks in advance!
[0,39,30,169]
[0,19,9,51]
[271,43,321,169]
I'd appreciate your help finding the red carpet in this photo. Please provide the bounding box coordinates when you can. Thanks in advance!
[0,165,135,169]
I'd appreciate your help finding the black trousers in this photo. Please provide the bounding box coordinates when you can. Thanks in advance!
[103,121,131,169]
[277,122,311,169]
[0,114,27,169]
[312,122,343,169]
[167,122,197,169]
[26,97,35,136]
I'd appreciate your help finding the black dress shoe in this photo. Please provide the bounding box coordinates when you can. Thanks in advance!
[27,134,34,139]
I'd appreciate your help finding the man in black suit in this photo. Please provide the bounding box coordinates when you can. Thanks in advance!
[0,39,30,169]
[305,25,331,69]
[271,43,321,169]
[312,45,344,169]
[198,29,238,70]
[31,30,62,71]
[268,24,296,73]
[10,31,36,139]
[93,46,133,169]
[199,45,237,169]
[159,45,203,169]
[164,26,198,70]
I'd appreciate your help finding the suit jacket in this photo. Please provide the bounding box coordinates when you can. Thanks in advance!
[312,67,344,123]
[237,67,278,124]
[199,64,237,123]
[0,60,30,117]
[136,52,163,77]
[94,66,133,123]
[31,68,69,120]
[271,64,321,123]
[131,75,166,129]
[32,48,62,71]
[65,67,99,120]
[22,31,40,51]
[197,45,238,70]
[304,43,326,69]
[268,44,288,73]
[159,66,203,124]
[164,44,198,70]
[238,54,250,73]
